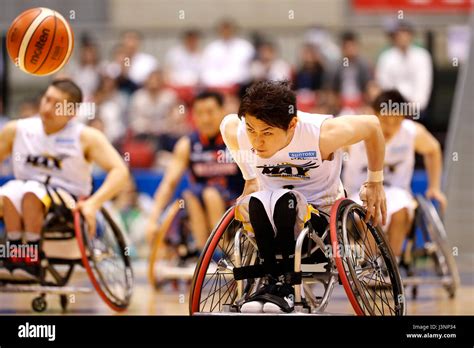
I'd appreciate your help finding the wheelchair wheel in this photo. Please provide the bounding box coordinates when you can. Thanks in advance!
[330,199,406,316]
[74,206,133,312]
[416,195,460,298]
[148,200,194,287]
[189,207,259,314]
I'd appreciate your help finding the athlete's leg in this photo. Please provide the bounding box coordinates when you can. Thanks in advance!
[182,190,208,250]
[272,192,297,272]
[2,197,22,233]
[21,192,45,235]
[387,208,413,257]
[202,187,226,233]
[249,196,278,275]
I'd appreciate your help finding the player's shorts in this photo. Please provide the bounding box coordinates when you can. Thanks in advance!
[234,189,329,238]
[349,185,416,231]
[0,179,76,215]
[185,182,240,207]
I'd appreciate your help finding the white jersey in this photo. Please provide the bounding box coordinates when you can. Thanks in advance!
[234,111,345,207]
[343,119,417,195]
[12,116,93,197]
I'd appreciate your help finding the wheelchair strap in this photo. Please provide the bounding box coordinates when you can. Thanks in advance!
[233,265,302,285]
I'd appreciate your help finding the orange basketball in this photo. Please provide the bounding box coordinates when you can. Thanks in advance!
[6,7,74,76]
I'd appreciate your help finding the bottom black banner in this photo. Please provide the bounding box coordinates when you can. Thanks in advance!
[0,315,472,346]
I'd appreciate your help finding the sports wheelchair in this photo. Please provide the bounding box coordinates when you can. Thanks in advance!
[148,198,199,288]
[189,198,407,316]
[400,195,460,299]
[0,185,133,312]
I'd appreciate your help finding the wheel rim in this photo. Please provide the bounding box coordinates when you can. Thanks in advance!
[416,195,461,294]
[75,207,133,311]
[190,208,258,313]
[331,199,405,316]
[343,205,404,315]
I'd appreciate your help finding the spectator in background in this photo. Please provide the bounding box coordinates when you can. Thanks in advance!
[294,43,326,112]
[164,29,202,89]
[294,43,325,92]
[375,20,433,112]
[17,97,40,119]
[250,41,292,82]
[332,31,372,113]
[120,30,159,87]
[201,19,255,90]
[91,74,128,145]
[103,44,139,95]
[129,70,189,152]
[67,35,101,101]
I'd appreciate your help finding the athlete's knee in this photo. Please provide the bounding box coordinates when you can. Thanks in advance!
[273,192,297,224]
[21,192,44,213]
[391,208,408,224]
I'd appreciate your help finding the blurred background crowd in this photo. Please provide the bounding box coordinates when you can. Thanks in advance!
[0,0,472,257]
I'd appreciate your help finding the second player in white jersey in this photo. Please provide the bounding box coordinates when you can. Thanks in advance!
[12,116,92,197]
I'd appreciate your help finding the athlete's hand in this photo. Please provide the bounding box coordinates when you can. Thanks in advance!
[425,187,447,214]
[359,181,387,227]
[236,178,259,203]
[76,199,100,238]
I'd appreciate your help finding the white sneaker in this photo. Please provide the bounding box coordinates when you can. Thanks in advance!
[263,293,294,313]
[240,300,264,313]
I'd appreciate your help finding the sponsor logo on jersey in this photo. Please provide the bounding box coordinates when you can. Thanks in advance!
[257,161,319,179]
[25,154,67,171]
[55,137,75,144]
[288,151,317,160]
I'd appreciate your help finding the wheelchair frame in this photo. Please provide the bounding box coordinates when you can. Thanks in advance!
[0,185,133,313]
[190,198,406,316]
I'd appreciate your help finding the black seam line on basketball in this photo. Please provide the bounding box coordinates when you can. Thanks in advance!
[33,13,57,74]
[23,14,53,72]
[11,8,42,58]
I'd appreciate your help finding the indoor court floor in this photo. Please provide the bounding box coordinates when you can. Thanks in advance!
[1,257,472,315]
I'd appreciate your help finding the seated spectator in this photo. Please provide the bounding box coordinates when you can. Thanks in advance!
[129,70,190,153]
[17,97,40,119]
[90,74,128,145]
[250,41,292,82]
[164,29,202,91]
[120,30,159,87]
[67,35,101,101]
[201,19,255,90]
[331,31,372,112]
[294,43,325,92]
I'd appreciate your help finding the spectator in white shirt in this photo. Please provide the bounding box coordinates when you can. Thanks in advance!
[67,36,101,101]
[250,41,292,82]
[164,29,202,88]
[201,19,255,89]
[121,30,159,87]
[129,70,190,151]
[375,20,433,111]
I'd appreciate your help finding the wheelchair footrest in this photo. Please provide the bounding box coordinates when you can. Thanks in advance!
[233,265,302,285]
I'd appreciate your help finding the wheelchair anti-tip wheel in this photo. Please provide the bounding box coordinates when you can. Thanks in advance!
[330,198,406,316]
[74,207,133,312]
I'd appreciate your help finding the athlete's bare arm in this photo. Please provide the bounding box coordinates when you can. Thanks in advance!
[145,136,191,240]
[320,115,387,226]
[221,115,259,201]
[414,122,447,212]
[0,121,17,162]
[79,126,130,233]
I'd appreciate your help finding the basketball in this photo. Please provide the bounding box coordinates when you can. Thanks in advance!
[6,7,74,76]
